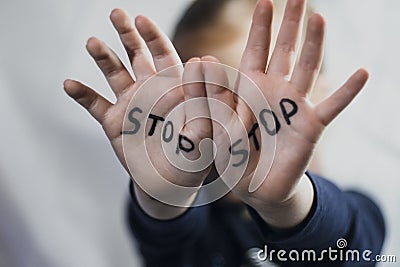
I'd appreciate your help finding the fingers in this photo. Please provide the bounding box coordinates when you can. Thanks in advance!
[182,58,211,137]
[316,69,369,126]
[240,0,273,73]
[86,37,134,96]
[291,14,325,95]
[135,15,182,75]
[64,79,112,124]
[110,9,156,79]
[267,0,306,76]
[202,56,236,121]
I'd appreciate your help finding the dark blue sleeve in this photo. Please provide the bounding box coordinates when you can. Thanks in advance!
[248,172,386,266]
[126,182,210,267]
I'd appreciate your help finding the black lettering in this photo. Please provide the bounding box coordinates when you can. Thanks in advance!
[122,107,143,135]
[162,121,174,143]
[247,123,260,151]
[176,134,195,154]
[259,109,281,136]
[280,98,298,125]
[148,114,165,136]
[229,139,249,167]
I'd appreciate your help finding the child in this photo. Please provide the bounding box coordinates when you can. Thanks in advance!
[64,0,385,266]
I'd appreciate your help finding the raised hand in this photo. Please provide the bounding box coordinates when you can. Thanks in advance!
[203,0,368,228]
[64,9,213,218]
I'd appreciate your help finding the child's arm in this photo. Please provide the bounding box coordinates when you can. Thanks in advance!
[126,181,210,267]
[203,0,385,264]
[203,0,368,230]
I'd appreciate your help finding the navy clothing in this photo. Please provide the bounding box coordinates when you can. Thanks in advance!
[127,173,385,266]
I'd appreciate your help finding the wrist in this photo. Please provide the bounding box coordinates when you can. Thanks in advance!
[133,182,197,220]
[251,173,315,229]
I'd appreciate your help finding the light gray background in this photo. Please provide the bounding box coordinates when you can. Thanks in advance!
[0,0,398,266]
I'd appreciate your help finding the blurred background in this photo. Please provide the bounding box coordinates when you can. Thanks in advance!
[0,0,398,266]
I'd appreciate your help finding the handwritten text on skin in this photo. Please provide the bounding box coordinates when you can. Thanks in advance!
[122,98,298,167]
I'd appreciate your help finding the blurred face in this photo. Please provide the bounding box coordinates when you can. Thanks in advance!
[201,0,284,68]
[194,0,255,69]
[194,0,328,104]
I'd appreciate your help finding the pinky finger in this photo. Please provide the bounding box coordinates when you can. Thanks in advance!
[64,79,113,124]
[316,69,368,126]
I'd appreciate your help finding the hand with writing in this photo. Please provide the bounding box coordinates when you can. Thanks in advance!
[64,9,212,219]
[203,0,368,228]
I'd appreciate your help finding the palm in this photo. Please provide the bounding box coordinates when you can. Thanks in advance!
[64,9,212,205]
[232,75,323,204]
[204,0,368,207]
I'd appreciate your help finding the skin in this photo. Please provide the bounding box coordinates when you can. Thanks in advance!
[64,0,368,228]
